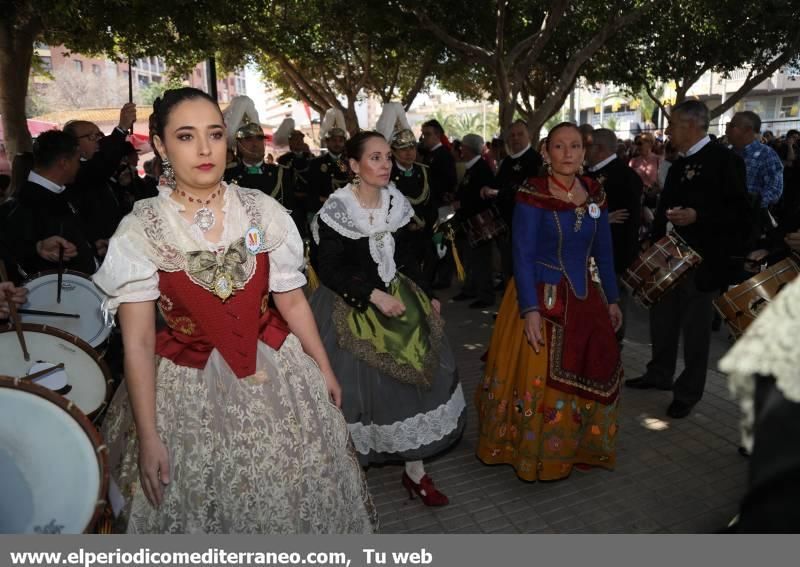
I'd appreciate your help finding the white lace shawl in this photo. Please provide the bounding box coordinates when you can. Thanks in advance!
[718,275,800,450]
[312,183,413,285]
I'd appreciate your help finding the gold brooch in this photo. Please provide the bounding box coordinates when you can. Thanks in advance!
[213,271,234,301]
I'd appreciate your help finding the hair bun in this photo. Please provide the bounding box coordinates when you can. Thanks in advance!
[153,96,162,112]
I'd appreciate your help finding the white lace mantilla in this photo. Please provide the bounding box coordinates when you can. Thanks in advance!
[312,183,413,285]
[347,384,466,455]
[718,276,800,450]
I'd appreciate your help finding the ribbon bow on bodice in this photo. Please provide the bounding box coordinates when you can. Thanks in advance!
[185,237,252,300]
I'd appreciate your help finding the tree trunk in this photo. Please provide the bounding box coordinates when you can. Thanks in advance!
[0,18,38,157]
[343,99,360,137]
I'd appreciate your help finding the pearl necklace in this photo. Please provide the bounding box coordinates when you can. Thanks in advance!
[177,186,223,232]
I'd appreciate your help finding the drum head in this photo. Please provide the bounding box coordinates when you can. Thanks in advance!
[22,270,110,348]
[0,377,107,533]
[0,324,111,418]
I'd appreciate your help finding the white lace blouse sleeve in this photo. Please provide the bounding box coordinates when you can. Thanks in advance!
[268,211,307,292]
[92,215,160,320]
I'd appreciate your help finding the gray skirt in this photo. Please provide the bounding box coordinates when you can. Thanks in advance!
[310,283,465,464]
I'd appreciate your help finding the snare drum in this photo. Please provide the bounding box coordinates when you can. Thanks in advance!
[715,256,800,338]
[0,376,108,533]
[0,323,112,419]
[464,206,507,248]
[21,270,110,349]
[622,233,703,307]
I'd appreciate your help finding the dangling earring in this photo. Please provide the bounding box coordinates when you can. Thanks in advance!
[352,174,361,188]
[161,158,176,189]
[546,162,553,176]
[577,164,585,176]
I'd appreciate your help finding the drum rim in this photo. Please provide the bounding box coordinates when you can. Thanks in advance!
[0,375,109,534]
[0,322,113,419]
[22,269,95,283]
[21,270,110,347]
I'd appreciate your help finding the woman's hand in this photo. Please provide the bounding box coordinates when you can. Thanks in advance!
[138,434,170,508]
[370,289,406,317]
[321,366,342,408]
[608,303,623,332]
[431,298,441,316]
[524,310,545,353]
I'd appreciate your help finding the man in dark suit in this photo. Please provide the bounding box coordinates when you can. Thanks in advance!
[421,119,458,288]
[421,119,457,208]
[483,119,543,288]
[4,130,97,276]
[64,102,137,259]
[587,128,643,343]
[453,133,495,308]
[626,101,751,418]
[306,127,349,214]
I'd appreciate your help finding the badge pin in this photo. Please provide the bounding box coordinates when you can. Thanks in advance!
[245,227,264,255]
[588,203,601,219]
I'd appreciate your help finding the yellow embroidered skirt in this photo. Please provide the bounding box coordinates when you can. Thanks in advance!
[475,280,620,481]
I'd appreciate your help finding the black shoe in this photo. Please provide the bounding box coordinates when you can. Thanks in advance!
[624,376,673,391]
[666,400,694,419]
[737,446,750,458]
[452,292,476,302]
[469,299,494,309]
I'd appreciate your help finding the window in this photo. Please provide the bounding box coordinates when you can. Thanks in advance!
[92,64,101,76]
[73,60,83,72]
[779,96,799,118]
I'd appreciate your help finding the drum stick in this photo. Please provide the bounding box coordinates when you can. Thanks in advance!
[17,308,80,318]
[20,363,65,382]
[57,244,64,304]
[0,260,30,361]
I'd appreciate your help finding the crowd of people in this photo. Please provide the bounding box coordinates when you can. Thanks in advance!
[1,90,799,533]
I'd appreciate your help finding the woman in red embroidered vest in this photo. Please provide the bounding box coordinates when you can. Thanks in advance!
[92,88,375,533]
[309,132,466,507]
[475,123,624,481]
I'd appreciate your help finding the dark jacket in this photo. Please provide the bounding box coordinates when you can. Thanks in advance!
[456,157,495,219]
[589,157,643,274]
[492,146,543,224]
[426,145,457,206]
[224,161,292,206]
[391,161,436,233]
[5,180,97,275]
[652,140,750,291]
[306,153,350,213]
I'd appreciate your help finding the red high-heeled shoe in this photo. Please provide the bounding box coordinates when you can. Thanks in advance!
[401,472,450,506]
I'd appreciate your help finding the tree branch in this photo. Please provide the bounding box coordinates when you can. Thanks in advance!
[643,79,669,120]
[508,0,569,68]
[527,3,653,131]
[402,47,438,109]
[401,4,493,63]
[495,0,507,60]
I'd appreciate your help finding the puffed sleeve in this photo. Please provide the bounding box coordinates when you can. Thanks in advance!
[92,214,160,321]
[268,211,307,292]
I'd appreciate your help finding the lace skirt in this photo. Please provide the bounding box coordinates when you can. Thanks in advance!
[309,281,466,465]
[101,335,376,534]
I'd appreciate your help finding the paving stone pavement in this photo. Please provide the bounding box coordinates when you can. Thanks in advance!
[365,287,748,534]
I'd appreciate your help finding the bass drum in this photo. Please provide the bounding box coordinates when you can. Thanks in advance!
[0,323,112,420]
[21,270,110,351]
[0,376,108,533]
